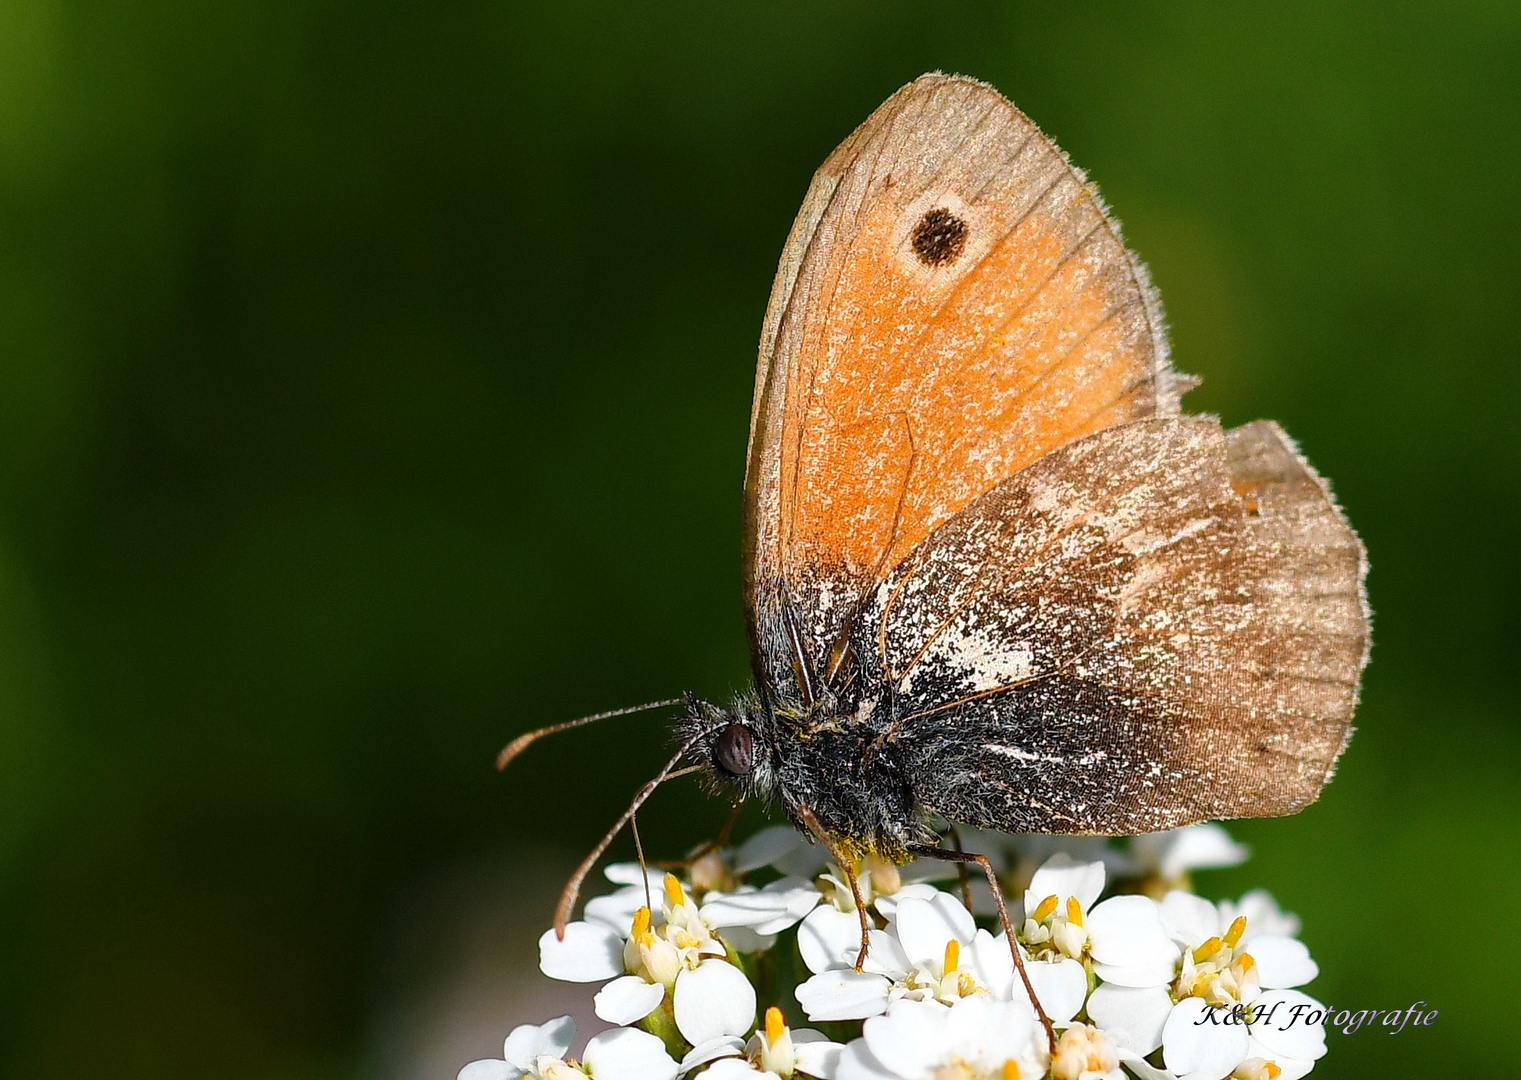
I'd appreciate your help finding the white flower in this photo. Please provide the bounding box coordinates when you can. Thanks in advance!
[586,864,673,933]
[459,1016,678,1080]
[794,889,1087,1027]
[795,891,997,1021]
[680,1007,844,1080]
[704,829,944,951]
[1243,989,1328,1080]
[941,832,1134,917]
[1129,825,1249,888]
[1160,996,1251,1079]
[1091,889,1318,1073]
[1160,890,1318,999]
[701,876,822,950]
[835,995,1044,1080]
[795,892,955,1021]
[1020,856,1178,988]
[970,934,1089,1028]
[1110,985,1328,1080]
[542,873,756,1042]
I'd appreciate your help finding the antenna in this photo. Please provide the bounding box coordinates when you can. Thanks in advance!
[495,698,684,771]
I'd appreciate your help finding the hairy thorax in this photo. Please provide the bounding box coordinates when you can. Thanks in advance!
[682,690,933,862]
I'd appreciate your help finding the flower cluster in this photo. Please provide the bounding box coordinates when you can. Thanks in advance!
[460,824,1328,1080]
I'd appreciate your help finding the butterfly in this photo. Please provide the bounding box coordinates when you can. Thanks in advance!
[502,72,1369,1043]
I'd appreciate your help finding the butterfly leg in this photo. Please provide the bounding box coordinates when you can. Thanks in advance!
[943,825,975,912]
[715,799,745,849]
[907,842,1056,1056]
[797,806,874,971]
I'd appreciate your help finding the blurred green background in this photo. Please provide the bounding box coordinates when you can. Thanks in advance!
[1,1,1517,1077]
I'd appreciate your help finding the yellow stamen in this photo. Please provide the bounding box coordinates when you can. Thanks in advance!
[943,938,960,974]
[674,930,699,949]
[1032,894,1059,922]
[663,873,685,909]
[1238,952,1256,975]
[1065,896,1084,927]
[1193,936,1224,962]
[1002,1059,1020,1080]
[1264,1064,1281,1079]
[1224,916,1248,949]
[631,906,652,939]
[765,1006,785,1046]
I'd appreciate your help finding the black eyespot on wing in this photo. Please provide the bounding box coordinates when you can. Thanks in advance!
[910,207,968,267]
[715,723,755,776]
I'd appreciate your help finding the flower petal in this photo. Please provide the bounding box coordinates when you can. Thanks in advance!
[1025,855,1105,916]
[504,1015,577,1068]
[1246,935,1318,989]
[861,1000,950,1080]
[834,1040,897,1080]
[722,925,779,953]
[944,995,1036,1065]
[705,1060,765,1080]
[1092,957,1178,989]
[674,959,757,1044]
[459,1062,518,1080]
[1023,957,1088,1026]
[872,883,941,921]
[892,893,974,970]
[1161,998,1249,1079]
[1088,984,1172,1055]
[1248,990,1328,1062]
[539,922,626,982]
[793,1038,846,1079]
[594,975,666,1025]
[967,929,1015,998]
[792,1030,835,1044]
[795,969,893,1022]
[1088,895,1178,973]
[797,907,906,977]
[679,1035,746,1074]
[583,1027,680,1080]
[703,877,820,933]
[1114,1049,1175,1080]
[586,887,650,934]
[1159,890,1221,947]
[798,905,866,973]
[606,863,669,889]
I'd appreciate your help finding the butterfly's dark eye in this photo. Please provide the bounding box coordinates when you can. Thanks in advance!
[715,723,755,776]
[911,207,968,266]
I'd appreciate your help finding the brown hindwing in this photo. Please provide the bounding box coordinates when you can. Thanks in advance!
[851,417,1368,834]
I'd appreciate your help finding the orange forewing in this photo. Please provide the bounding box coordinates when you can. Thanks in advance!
[745,74,1185,687]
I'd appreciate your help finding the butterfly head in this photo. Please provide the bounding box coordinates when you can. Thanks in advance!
[677,691,925,859]
[677,692,779,805]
